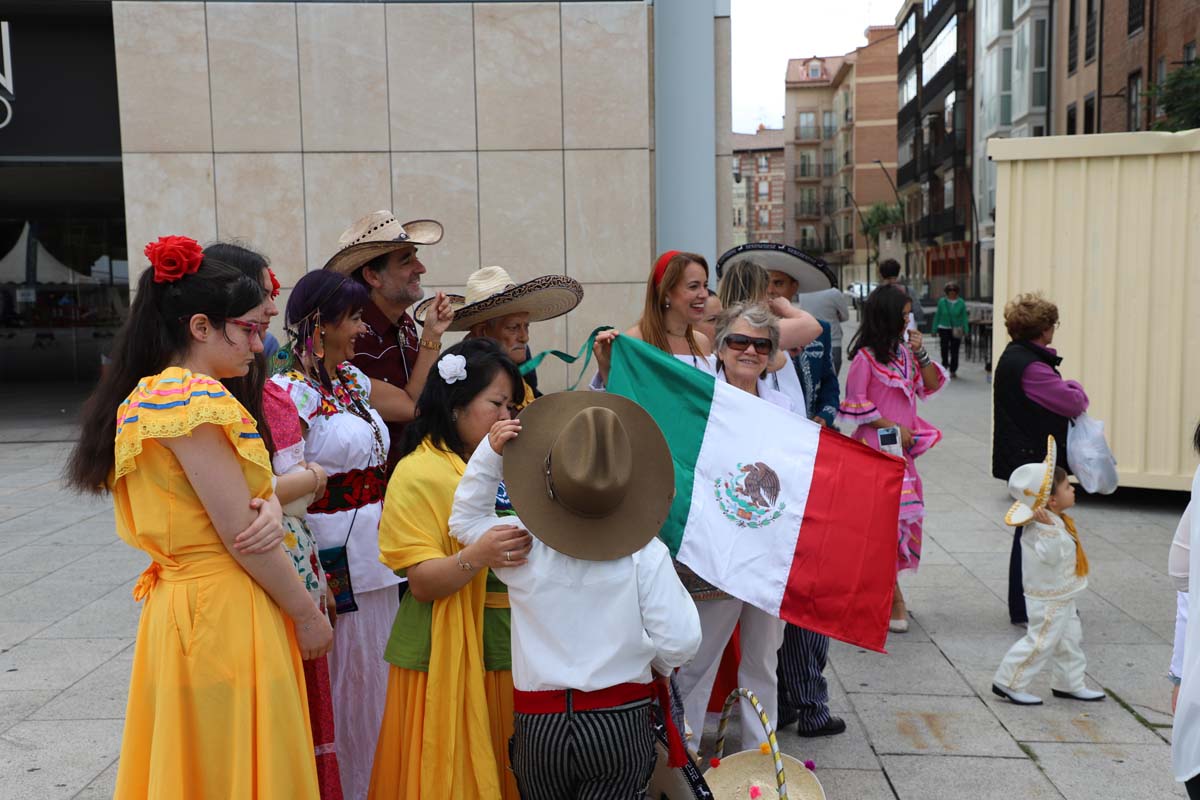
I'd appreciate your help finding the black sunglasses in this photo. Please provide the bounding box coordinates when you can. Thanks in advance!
[723,333,773,355]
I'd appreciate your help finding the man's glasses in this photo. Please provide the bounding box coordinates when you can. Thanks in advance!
[723,334,773,355]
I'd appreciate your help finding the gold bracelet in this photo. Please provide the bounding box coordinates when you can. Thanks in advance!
[419,338,442,351]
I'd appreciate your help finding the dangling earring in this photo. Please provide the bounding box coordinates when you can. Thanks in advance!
[664,299,671,309]
[314,327,326,359]
[451,410,459,423]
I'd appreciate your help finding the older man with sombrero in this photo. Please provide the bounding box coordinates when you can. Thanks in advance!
[416,266,583,409]
[324,210,456,472]
[449,393,701,800]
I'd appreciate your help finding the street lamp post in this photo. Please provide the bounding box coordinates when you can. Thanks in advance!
[874,159,911,281]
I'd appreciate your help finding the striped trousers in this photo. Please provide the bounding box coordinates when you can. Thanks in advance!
[776,624,831,731]
[510,700,655,800]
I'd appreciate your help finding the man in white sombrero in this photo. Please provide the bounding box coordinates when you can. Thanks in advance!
[324,210,455,472]
[416,266,583,409]
[992,436,1105,706]
[449,392,700,799]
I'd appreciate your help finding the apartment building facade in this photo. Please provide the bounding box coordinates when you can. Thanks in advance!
[785,27,898,286]
[897,0,976,300]
[731,127,786,246]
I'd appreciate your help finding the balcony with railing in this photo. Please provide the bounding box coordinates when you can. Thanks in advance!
[823,124,837,139]
[1085,14,1096,62]
[898,97,919,131]
[1068,26,1078,74]
[842,232,855,251]
[898,30,920,71]
[794,125,820,142]
[843,107,855,126]
[920,59,967,113]
[823,198,837,215]
[797,237,827,255]
[932,129,967,168]
[921,0,963,47]
[897,158,919,188]
[794,163,821,181]
[794,201,822,219]
[822,163,835,177]
[929,205,966,237]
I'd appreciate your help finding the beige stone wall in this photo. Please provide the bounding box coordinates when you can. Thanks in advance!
[112,1,668,392]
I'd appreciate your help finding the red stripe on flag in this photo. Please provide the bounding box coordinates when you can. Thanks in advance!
[778,426,904,653]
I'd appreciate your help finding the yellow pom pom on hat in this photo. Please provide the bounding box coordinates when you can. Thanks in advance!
[1004,435,1057,527]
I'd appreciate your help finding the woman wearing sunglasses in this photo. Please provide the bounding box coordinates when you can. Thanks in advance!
[837,285,946,634]
[675,302,791,753]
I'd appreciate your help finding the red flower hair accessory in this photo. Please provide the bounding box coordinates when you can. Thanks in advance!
[267,268,281,299]
[146,236,204,284]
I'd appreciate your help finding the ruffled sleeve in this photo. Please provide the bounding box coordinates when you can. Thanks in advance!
[271,371,324,425]
[261,380,305,475]
[114,368,272,482]
[836,350,882,427]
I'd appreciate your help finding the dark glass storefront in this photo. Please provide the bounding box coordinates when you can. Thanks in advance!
[0,1,125,383]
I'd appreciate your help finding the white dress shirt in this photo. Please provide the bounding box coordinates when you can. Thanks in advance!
[449,438,702,692]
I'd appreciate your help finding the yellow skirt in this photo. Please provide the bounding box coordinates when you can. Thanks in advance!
[115,565,318,799]
[368,666,519,800]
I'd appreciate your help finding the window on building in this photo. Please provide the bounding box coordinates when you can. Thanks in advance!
[758,209,770,226]
[1066,103,1077,135]
[1013,24,1029,119]
[944,91,960,138]
[757,155,769,172]
[1001,46,1013,125]
[1156,58,1168,118]
[809,62,822,79]
[823,185,834,211]
[1186,42,1197,65]
[923,0,936,16]
[1033,19,1048,107]
[898,13,917,53]
[943,170,955,211]
[1033,125,1045,136]
[1002,0,1014,29]
[758,179,770,198]
[822,110,835,138]
[899,68,918,108]
[1084,94,1096,133]
[1128,71,1142,131]
[899,132,917,165]
[1129,0,1144,35]
[798,111,816,139]
[822,149,834,176]
[922,17,959,86]
[734,208,743,226]
[1085,0,1097,62]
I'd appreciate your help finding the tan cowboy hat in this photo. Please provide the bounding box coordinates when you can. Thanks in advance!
[503,392,674,561]
[703,751,826,800]
[414,266,583,331]
[322,210,443,276]
[1004,435,1057,527]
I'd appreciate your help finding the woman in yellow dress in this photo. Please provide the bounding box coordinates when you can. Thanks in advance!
[368,338,531,799]
[66,236,333,798]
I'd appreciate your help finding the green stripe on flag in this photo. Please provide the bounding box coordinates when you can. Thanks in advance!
[607,337,715,554]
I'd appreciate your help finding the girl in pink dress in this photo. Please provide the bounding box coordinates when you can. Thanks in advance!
[837,286,947,633]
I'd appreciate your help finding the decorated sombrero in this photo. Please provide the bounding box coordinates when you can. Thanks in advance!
[323,210,443,276]
[414,266,583,332]
[716,242,837,294]
[1004,436,1057,527]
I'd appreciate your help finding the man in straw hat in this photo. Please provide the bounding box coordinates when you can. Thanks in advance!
[449,393,701,799]
[415,265,583,408]
[324,210,455,471]
[992,436,1105,706]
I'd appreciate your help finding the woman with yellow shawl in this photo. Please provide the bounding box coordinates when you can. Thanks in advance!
[368,338,531,799]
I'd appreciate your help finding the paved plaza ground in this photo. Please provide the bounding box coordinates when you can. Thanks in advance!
[0,349,1191,799]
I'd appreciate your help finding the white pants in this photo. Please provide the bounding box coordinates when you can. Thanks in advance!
[328,585,400,800]
[994,596,1087,693]
[676,597,786,749]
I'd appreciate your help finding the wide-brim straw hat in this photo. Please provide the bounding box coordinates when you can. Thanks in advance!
[413,265,583,332]
[503,392,674,561]
[716,242,837,293]
[703,751,826,800]
[1004,435,1057,527]
[322,210,443,276]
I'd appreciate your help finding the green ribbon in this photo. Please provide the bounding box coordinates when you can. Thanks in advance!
[519,326,613,391]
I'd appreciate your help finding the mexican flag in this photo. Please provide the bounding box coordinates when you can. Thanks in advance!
[607,336,904,652]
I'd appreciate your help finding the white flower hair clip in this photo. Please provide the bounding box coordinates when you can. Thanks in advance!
[438,353,468,385]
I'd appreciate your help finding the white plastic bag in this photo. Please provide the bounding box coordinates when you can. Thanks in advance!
[1067,413,1119,495]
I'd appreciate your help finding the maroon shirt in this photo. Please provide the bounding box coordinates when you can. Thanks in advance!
[351,298,418,473]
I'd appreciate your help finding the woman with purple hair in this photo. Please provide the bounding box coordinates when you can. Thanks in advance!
[271,269,408,800]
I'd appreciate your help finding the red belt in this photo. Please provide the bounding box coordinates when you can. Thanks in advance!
[514,682,654,714]
[513,680,688,768]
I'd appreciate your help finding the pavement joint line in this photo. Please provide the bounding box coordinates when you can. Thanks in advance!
[1105,687,1172,745]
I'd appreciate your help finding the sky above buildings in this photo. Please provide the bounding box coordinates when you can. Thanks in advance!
[731,0,893,133]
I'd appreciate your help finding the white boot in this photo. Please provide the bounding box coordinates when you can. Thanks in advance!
[992,683,1043,705]
[1051,687,1106,701]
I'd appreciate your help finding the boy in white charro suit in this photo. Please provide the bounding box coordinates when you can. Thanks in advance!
[993,436,1107,706]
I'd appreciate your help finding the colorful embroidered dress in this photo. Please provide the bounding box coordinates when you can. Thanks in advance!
[837,346,946,572]
[111,368,318,798]
[368,437,518,800]
[262,380,342,800]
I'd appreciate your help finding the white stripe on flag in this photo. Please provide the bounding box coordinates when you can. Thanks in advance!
[676,379,820,616]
